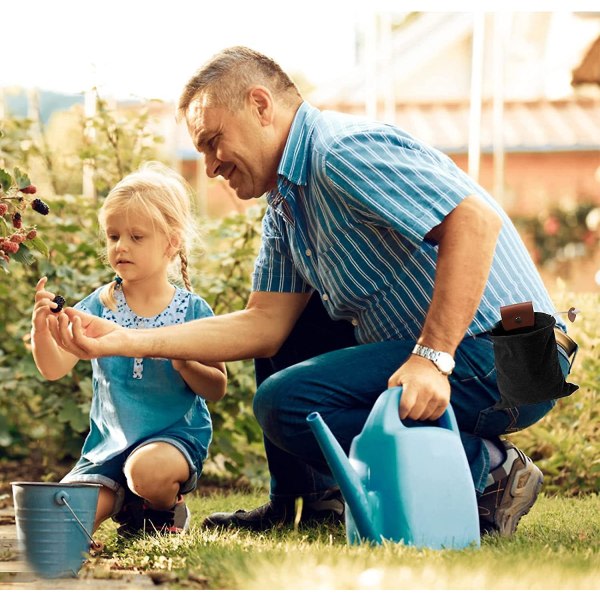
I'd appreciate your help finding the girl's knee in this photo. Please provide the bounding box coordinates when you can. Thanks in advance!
[124,442,189,501]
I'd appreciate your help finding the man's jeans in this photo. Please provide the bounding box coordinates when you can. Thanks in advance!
[253,295,573,501]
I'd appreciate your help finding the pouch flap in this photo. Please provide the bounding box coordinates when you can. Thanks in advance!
[500,301,534,331]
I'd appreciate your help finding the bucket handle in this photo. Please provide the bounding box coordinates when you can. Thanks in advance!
[54,491,96,546]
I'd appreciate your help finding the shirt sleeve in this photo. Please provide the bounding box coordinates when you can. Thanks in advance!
[251,208,312,293]
[323,128,477,246]
[73,287,104,316]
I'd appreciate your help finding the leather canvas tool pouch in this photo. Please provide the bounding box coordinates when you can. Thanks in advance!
[490,302,578,409]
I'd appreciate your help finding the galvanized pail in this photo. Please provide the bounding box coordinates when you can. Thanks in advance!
[11,482,100,578]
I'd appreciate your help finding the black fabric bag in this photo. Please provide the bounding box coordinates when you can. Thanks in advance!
[490,311,578,409]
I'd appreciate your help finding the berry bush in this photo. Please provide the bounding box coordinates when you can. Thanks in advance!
[0,167,50,272]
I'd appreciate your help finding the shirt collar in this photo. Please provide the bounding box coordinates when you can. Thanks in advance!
[277,101,319,187]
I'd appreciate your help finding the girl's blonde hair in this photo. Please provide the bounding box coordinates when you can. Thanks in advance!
[99,162,200,311]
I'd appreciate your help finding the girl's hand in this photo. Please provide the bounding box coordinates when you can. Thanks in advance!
[32,277,61,334]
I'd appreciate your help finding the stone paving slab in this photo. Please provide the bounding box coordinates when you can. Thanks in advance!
[0,506,157,590]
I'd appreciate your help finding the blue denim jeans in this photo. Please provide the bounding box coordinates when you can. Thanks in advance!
[253,329,573,500]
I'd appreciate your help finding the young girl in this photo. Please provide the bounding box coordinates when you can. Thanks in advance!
[31,162,227,538]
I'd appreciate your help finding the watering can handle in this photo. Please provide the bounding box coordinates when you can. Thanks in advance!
[367,386,460,434]
[54,491,96,546]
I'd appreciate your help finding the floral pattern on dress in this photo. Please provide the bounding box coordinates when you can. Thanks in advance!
[100,287,190,379]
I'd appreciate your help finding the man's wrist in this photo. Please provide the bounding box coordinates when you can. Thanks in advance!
[411,344,455,376]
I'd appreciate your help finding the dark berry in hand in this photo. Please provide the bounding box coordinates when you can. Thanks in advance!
[51,295,66,313]
[31,199,49,215]
[20,185,37,194]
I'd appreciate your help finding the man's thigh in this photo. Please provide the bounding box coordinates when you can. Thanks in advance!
[254,340,414,448]
[256,336,501,441]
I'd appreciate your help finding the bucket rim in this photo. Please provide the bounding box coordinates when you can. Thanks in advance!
[11,481,102,488]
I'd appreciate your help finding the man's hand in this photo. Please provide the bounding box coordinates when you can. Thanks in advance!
[387,355,451,421]
[48,307,123,360]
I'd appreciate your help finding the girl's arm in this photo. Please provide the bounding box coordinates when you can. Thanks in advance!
[171,359,227,402]
[31,277,79,380]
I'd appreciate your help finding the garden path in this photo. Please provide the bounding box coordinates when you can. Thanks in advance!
[0,502,158,590]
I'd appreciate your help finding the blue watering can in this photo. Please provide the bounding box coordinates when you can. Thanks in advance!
[307,386,480,549]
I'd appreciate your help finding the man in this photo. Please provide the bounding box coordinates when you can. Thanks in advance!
[51,46,576,537]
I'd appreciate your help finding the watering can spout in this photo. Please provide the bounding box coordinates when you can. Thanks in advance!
[307,412,378,542]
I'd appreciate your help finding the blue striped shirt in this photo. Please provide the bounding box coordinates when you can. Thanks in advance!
[252,102,563,344]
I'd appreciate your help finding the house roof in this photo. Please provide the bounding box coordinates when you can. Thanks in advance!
[318,97,600,154]
[572,35,600,86]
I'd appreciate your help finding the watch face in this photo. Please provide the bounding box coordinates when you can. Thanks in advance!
[436,353,455,374]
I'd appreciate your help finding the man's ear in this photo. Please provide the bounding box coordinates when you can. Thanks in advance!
[247,86,274,125]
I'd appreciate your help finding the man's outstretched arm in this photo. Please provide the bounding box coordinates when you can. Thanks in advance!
[52,291,313,363]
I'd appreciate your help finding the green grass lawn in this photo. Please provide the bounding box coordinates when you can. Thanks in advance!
[88,490,600,590]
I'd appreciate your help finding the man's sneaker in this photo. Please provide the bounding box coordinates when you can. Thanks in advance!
[202,487,345,532]
[478,440,544,536]
[114,490,191,538]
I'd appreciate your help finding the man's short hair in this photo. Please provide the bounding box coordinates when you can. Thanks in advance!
[178,46,302,119]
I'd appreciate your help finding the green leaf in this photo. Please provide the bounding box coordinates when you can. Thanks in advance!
[0,169,12,193]
[24,235,49,258]
[57,400,89,432]
[13,167,30,190]
[0,218,8,237]
[12,244,36,266]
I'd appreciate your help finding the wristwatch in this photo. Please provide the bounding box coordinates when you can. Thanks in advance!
[411,344,455,376]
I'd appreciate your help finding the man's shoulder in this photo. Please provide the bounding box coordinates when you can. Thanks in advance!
[310,109,402,157]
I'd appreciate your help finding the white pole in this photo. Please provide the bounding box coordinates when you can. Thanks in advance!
[381,11,395,124]
[83,88,96,200]
[364,10,378,119]
[492,13,509,205]
[468,12,485,182]
[196,154,208,217]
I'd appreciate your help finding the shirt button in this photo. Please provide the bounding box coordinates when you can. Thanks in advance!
[322,293,329,301]
[351,318,358,326]
[305,249,312,257]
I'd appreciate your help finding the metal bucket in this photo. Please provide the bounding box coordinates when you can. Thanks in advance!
[11,482,100,579]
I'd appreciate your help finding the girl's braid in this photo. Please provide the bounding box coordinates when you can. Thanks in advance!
[179,249,193,292]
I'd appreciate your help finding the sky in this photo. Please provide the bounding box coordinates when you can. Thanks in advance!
[4,0,599,102]
[3,0,366,101]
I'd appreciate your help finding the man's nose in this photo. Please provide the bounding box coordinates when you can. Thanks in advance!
[205,153,221,179]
